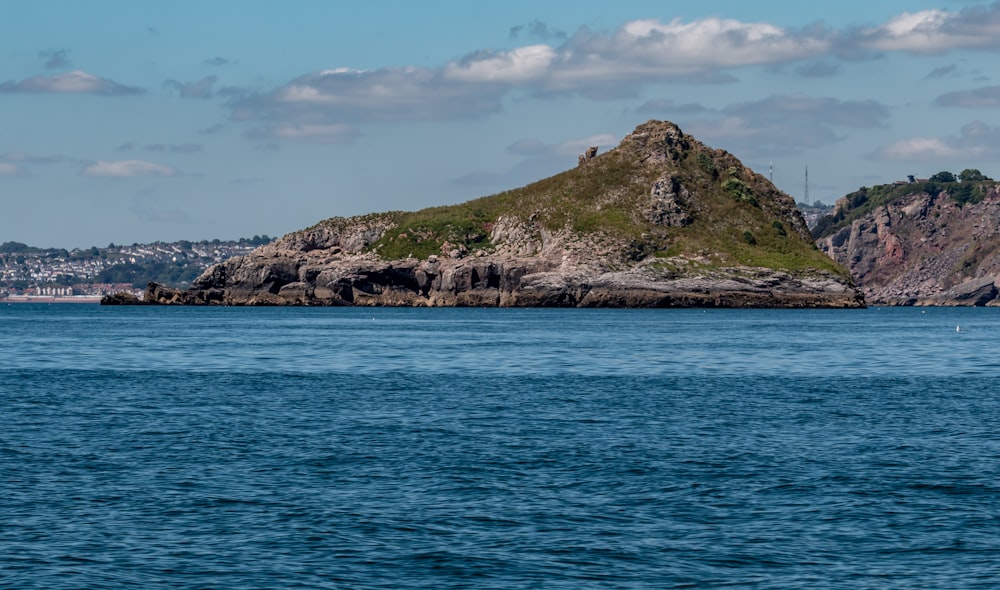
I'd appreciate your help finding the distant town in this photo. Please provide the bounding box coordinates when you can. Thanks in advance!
[0,236,274,302]
[796,201,834,230]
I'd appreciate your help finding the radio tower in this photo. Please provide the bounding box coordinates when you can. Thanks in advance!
[804,165,809,204]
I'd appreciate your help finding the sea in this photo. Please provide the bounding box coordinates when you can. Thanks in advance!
[2,303,998,589]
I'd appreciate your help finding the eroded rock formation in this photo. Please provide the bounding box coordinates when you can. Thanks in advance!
[817,184,1000,305]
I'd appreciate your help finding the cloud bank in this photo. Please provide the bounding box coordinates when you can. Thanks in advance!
[0,70,142,95]
[934,85,1000,108]
[223,5,1000,138]
[0,162,25,176]
[872,121,1000,161]
[82,160,178,178]
[854,7,1000,54]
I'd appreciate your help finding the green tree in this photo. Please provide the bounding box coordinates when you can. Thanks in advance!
[0,241,30,253]
[929,171,957,183]
[958,168,991,182]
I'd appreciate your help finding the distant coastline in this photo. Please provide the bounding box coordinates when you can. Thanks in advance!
[3,295,103,304]
[1,237,275,301]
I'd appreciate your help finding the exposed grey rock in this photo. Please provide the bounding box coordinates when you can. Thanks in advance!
[99,291,147,305]
[143,249,862,308]
[648,174,693,226]
[940,277,997,307]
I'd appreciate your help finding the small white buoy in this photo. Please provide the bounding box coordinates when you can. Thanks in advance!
[956,325,961,332]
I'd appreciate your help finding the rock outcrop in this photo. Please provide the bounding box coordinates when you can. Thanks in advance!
[144,259,859,308]
[816,182,1000,305]
[99,291,148,305]
[134,121,863,308]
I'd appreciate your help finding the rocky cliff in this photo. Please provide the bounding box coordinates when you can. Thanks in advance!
[137,120,862,308]
[815,180,1000,305]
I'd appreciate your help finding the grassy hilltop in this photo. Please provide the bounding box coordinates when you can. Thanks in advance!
[312,120,844,276]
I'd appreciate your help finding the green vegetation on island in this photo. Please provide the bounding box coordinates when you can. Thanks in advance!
[315,127,842,276]
[812,169,996,239]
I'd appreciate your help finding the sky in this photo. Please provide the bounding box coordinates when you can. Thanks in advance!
[3,1,1000,248]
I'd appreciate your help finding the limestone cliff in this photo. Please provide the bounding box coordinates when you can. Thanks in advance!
[138,121,862,308]
[815,180,1000,305]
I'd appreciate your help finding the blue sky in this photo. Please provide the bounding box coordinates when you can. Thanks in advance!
[3,0,1000,248]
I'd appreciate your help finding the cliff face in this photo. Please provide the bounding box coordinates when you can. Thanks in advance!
[141,120,862,308]
[816,183,1000,305]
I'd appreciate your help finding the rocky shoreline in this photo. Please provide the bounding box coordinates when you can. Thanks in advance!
[129,256,862,308]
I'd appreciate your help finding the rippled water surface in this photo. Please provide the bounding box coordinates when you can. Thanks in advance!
[2,304,999,588]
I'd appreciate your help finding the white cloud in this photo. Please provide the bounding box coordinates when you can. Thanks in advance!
[871,122,1000,161]
[0,162,25,176]
[863,10,952,52]
[245,123,359,143]
[444,45,556,83]
[275,84,335,104]
[82,160,178,177]
[618,17,825,67]
[541,17,831,94]
[873,137,964,160]
[0,152,71,175]
[858,6,1000,53]
[447,16,818,96]
[0,70,143,95]
[230,66,507,126]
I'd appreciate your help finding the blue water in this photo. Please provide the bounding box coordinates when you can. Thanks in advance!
[2,304,999,588]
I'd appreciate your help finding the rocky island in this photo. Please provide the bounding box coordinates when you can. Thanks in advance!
[126,120,863,308]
